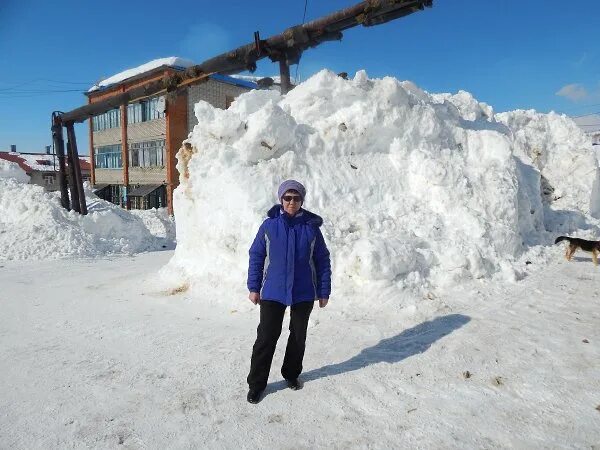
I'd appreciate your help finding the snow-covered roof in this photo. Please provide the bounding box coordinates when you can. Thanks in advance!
[88,57,195,93]
[0,152,90,173]
[209,73,258,90]
[87,57,259,93]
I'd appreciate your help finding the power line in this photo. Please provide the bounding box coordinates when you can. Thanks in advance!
[0,88,84,94]
[572,110,600,118]
[0,89,84,98]
[0,78,93,92]
[560,102,600,113]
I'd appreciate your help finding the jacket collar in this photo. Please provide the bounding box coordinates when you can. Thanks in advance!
[267,204,323,227]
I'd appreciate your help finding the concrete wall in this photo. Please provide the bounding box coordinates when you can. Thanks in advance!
[187,79,249,133]
[94,169,122,185]
[92,128,121,147]
[128,118,166,143]
[129,167,167,184]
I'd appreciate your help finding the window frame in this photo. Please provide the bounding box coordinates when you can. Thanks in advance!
[94,144,122,169]
[128,140,166,168]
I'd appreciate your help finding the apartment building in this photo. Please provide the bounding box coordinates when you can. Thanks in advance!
[88,57,256,214]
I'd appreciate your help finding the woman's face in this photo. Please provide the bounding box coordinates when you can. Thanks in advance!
[281,189,302,216]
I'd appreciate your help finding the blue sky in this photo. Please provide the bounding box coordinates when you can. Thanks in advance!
[0,0,598,154]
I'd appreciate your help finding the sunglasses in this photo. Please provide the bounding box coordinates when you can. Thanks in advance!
[282,195,302,203]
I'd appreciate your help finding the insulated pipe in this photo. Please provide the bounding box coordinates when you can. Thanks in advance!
[58,0,433,123]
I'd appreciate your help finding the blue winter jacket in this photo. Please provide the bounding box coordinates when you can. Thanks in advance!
[247,205,332,306]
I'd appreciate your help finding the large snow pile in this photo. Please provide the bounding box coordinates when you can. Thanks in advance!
[162,70,599,294]
[0,180,174,260]
[497,110,600,217]
[0,159,29,183]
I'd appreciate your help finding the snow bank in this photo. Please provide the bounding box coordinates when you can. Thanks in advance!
[0,159,29,183]
[497,110,599,217]
[0,180,173,260]
[163,70,599,295]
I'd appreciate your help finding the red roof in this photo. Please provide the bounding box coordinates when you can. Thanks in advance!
[0,152,30,173]
[0,151,90,174]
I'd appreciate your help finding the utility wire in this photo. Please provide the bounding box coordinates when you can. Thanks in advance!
[0,90,84,98]
[560,102,600,113]
[0,78,93,92]
[572,110,600,118]
[294,0,309,84]
[0,88,85,94]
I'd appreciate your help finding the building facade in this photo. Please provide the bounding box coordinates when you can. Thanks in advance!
[87,60,255,214]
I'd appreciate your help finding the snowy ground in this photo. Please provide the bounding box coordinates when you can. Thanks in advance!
[2,250,599,449]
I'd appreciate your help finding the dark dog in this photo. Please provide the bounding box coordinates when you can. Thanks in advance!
[555,236,600,265]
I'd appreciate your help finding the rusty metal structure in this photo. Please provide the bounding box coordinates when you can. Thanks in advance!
[53,0,433,213]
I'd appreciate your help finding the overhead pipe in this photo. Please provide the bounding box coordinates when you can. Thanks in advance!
[58,0,433,123]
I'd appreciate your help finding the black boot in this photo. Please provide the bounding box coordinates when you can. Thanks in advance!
[247,389,263,404]
[285,378,302,391]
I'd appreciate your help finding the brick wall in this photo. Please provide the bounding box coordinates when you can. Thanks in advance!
[187,79,249,133]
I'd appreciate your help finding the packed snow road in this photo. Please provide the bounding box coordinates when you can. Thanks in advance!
[1,251,599,449]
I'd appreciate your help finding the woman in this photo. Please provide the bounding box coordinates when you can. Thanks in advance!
[246,179,331,404]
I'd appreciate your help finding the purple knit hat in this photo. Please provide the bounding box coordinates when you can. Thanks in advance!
[277,179,306,203]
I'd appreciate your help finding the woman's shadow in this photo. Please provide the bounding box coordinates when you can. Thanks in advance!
[267,313,471,395]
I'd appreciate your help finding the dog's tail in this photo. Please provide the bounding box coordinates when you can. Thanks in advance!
[554,236,569,244]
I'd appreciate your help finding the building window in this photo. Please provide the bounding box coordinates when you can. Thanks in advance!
[92,108,121,131]
[94,144,122,169]
[127,97,165,124]
[129,140,165,167]
[43,174,55,185]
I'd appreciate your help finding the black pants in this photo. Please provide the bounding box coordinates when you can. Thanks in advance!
[247,300,314,391]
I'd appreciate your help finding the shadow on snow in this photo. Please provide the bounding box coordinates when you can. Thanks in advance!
[266,313,471,396]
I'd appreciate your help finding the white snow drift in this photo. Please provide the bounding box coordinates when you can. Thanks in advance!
[163,69,599,294]
[0,159,29,183]
[0,178,174,261]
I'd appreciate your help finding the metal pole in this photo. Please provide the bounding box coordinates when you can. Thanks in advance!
[65,140,81,213]
[66,122,87,214]
[51,113,70,210]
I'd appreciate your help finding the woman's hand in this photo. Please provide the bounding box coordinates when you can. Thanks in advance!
[318,298,328,308]
[248,292,260,305]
